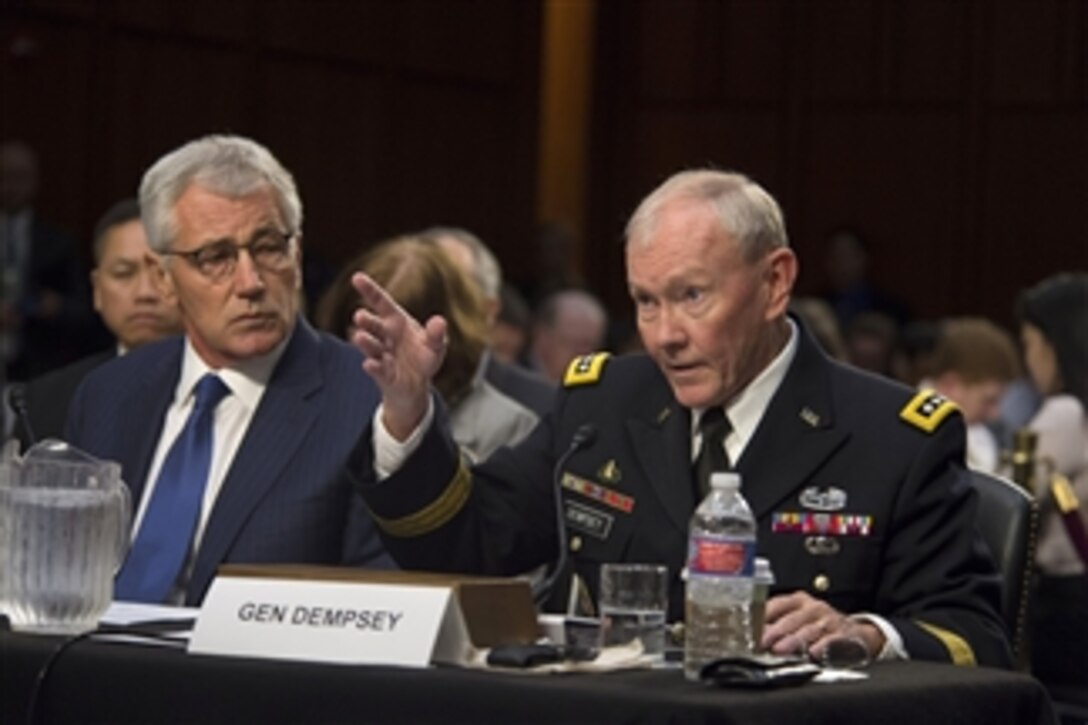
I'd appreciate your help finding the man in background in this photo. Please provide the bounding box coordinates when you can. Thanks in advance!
[423,226,555,416]
[919,317,1020,473]
[1,139,89,379]
[529,288,608,383]
[15,199,182,446]
[65,135,390,605]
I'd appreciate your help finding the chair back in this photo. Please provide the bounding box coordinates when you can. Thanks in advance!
[968,469,1037,668]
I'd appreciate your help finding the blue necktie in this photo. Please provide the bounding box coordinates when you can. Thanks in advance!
[115,374,230,602]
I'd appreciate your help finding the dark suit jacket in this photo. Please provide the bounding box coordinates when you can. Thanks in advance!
[483,354,555,417]
[16,349,115,449]
[66,319,391,605]
[356,321,1011,668]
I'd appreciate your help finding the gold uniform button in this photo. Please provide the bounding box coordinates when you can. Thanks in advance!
[813,574,830,592]
[569,536,583,552]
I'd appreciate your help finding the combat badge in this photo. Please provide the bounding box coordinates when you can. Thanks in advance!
[799,486,847,511]
[563,352,611,387]
[900,389,959,433]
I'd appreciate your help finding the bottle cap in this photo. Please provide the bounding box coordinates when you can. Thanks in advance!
[754,557,775,585]
[709,471,741,491]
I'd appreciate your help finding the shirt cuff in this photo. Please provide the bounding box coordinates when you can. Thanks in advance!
[850,613,908,661]
[373,397,435,480]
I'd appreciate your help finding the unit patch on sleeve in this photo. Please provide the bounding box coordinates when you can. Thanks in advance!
[899,389,959,433]
[563,352,611,387]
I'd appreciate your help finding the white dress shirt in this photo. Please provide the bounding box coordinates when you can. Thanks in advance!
[130,335,287,601]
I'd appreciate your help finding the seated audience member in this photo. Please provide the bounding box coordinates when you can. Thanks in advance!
[319,236,539,462]
[529,288,608,383]
[349,169,1011,668]
[1015,272,1088,691]
[1,139,91,379]
[789,296,846,360]
[421,226,555,416]
[16,199,182,446]
[845,310,899,377]
[494,283,533,366]
[919,318,1020,473]
[820,228,909,329]
[890,319,940,387]
[64,135,391,605]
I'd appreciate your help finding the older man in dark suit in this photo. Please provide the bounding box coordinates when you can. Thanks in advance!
[66,135,390,605]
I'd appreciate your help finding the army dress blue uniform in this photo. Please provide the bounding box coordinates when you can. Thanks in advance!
[353,321,1011,668]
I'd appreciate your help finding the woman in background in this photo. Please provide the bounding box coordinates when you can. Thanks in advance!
[316,235,540,462]
[1017,272,1088,691]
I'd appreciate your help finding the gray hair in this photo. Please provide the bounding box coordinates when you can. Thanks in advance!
[421,226,503,300]
[625,169,788,262]
[138,135,302,253]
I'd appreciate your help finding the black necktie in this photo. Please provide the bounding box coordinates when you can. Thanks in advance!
[694,408,732,499]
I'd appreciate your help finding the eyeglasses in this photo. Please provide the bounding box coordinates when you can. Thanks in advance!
[163,229,295,282]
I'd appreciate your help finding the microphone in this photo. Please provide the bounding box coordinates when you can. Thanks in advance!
[8,383,36,447]
[533,423,598,607]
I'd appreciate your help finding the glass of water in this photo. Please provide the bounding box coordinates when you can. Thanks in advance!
[598,563,668,662]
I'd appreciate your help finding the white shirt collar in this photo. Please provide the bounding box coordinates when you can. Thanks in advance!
[175,333,290,410]
[691,319,799,462]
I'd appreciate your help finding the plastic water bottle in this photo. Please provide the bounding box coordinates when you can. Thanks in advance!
[684,471,757,680]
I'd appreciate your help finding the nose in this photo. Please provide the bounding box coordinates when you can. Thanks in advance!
[650,304,687,353]
[134,265,162,302]
[232,249,266,297]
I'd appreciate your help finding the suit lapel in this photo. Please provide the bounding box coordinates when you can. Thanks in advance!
[625,374,695,536]
[190,322,324,591]
[738,326,849,520]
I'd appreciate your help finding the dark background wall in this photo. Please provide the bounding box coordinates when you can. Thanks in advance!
[587,0,1088,330]
[3,0,1086,333]
[0,0,542,282]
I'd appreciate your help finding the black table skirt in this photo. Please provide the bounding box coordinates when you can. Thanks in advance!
[1,631,1056,725]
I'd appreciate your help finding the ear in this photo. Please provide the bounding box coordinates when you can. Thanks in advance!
[763,247,798,320]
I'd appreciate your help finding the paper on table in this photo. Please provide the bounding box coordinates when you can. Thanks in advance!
[102,601,200,626]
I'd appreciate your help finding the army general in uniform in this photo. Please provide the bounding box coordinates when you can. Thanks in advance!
[348,169,1011,668]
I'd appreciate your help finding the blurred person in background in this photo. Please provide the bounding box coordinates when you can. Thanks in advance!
[318,235,540,462]
[789,296,846,360]
[422,226,554,416]
[820,228,909,330]
[529,288,608,383]
[844,310,899,378]
[493,282,533,367]
[14,199,182,447]
[1,139,90,380]
[1015,272,1088,693]
[890,319,941,387]
[918,317,1020,474]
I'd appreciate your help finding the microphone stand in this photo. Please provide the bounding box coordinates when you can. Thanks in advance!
[532,424,597,607]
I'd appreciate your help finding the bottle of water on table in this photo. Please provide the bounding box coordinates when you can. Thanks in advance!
[684,471,756,680]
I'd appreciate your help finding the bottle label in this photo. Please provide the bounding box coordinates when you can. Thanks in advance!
[687,534,755,577]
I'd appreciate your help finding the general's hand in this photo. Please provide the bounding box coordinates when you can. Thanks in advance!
[351,271,447,440]
[761,591,884,661]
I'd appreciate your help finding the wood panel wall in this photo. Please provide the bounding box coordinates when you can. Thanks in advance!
[587,0,1088,329]
[0,0,542,284]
